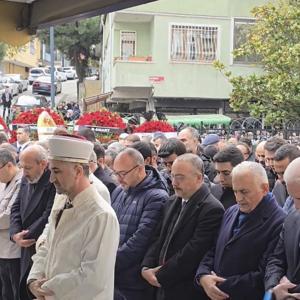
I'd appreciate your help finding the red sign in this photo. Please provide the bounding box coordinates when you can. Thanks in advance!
[149,76,165,84]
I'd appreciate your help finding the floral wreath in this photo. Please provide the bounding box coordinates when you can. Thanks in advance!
[134,120,175,133]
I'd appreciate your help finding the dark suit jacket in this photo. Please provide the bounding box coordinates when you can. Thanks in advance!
[1,92,12,106]
[265,210,300,291]
[10,169,55,300]
[142,184,224,300]
[93,166,117,194]
[196,193,286,300]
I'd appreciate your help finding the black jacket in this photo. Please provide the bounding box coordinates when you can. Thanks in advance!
[196,193,286,300]
[10,169,55,300]
[142,184,224,300]
[94,166,118,194]
[265,210,300,291]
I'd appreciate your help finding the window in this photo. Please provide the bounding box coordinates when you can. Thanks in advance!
[30,40,35,55]
[233,18,258,64]
[120,31,136,59]
[170,24,218,63]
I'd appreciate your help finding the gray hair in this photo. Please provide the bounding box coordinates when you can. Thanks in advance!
[0,132,8,144]
[284,157,300,185]
[107,142,125,153]
[0,148,16,166]
[22,145,48,163]
[180,127,199,140]
[174,153,204,175]
[118,147,144,166]
[232,161,268,184]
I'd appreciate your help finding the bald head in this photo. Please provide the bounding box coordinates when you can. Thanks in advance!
[255,141,266,165]
[284,157,300,209]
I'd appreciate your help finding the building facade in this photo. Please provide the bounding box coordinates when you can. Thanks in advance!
[102,0,268,116]
[0,38,41,77]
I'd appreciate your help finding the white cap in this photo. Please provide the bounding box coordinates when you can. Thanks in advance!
[48,135,94,164]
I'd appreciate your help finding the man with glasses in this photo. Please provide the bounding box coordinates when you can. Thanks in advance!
[0,149,23,300]
[211,146,244,209]
[141,154,224,300]
[111,148,169,300]
[158,138,186,195]
[264,137,286,191]
[272,144,300,210]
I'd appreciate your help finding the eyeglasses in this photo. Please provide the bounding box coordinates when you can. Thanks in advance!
[0,163,7,170]
[163,160,174,168]
[113,165,139,179]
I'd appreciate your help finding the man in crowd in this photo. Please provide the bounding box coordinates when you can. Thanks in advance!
[255,141,266,166]
[124,134,141,146]
[141,154,224,300]
[265,157,300,300]
[27,134,119,300]
[10,145,56,300]
[111,148,169,299]
[93,143,118,194]
[88,151,111,203]
[178,127,215,181]
[0,149,23,300]
[211,146,244,209]
[152,132,168,152]
[158,138,186,195]
[1,87,12,119]
[14,126,31,155]
[272,144,300,207]
[264,137,286,190]
[196,161,286,300]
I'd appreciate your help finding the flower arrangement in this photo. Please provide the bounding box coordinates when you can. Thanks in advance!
[76,109,126,129]
[0,116,8,131]
[76,109,126,144]
[10,108,65,142]
[12,108,65,126]
[134,120,175,133]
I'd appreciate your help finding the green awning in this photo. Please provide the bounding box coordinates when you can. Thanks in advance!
[166,114,231,126]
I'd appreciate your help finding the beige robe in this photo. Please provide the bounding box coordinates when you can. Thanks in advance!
[28,185,120,300]
[0,169,22,258]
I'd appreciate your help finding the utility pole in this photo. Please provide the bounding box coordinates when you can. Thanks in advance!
[50,26,55,108]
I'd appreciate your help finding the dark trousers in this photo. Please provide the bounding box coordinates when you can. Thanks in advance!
[117,287,155,300]
[0,258,20,300]
[3,105,10,119]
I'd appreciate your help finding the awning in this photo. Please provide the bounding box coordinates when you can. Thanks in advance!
[166,114,232,126]
[111,86,153,102]
[0,0,157,46]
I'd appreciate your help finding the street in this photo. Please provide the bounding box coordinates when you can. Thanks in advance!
[0,79,78,121]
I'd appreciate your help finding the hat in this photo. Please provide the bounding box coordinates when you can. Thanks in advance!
[48,135,94,164]
[202,134,220,147]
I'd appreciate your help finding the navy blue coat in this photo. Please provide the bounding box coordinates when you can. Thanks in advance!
[10,169,55,300]
[111,166,169,292]
[196,193,286,300]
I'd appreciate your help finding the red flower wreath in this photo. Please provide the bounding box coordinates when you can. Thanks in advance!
[10,108,65,142]
[134,120,175,133]
[76,110,126,128]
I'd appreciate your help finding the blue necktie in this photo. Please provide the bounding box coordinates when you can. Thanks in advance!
[233,212,247,235]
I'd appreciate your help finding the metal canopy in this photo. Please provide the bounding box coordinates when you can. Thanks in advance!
[166,114,232,126]
[0,0,157,45]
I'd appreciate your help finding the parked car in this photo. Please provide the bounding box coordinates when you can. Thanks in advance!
[6,74,29,93]
[28,67,50,85]
[47,66,68,81]
[0,76,19,95]
[62,66,77,79]
[10,94,49,119]
[32,76,62,95]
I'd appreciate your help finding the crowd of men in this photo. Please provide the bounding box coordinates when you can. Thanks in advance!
[0,125,300,300]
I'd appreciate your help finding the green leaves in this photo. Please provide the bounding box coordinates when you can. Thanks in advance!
[216,0,300,125]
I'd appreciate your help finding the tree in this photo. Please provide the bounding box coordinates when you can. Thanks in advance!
[0,43,6,63]
[215,0,300,125]
[38,17,101,83]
